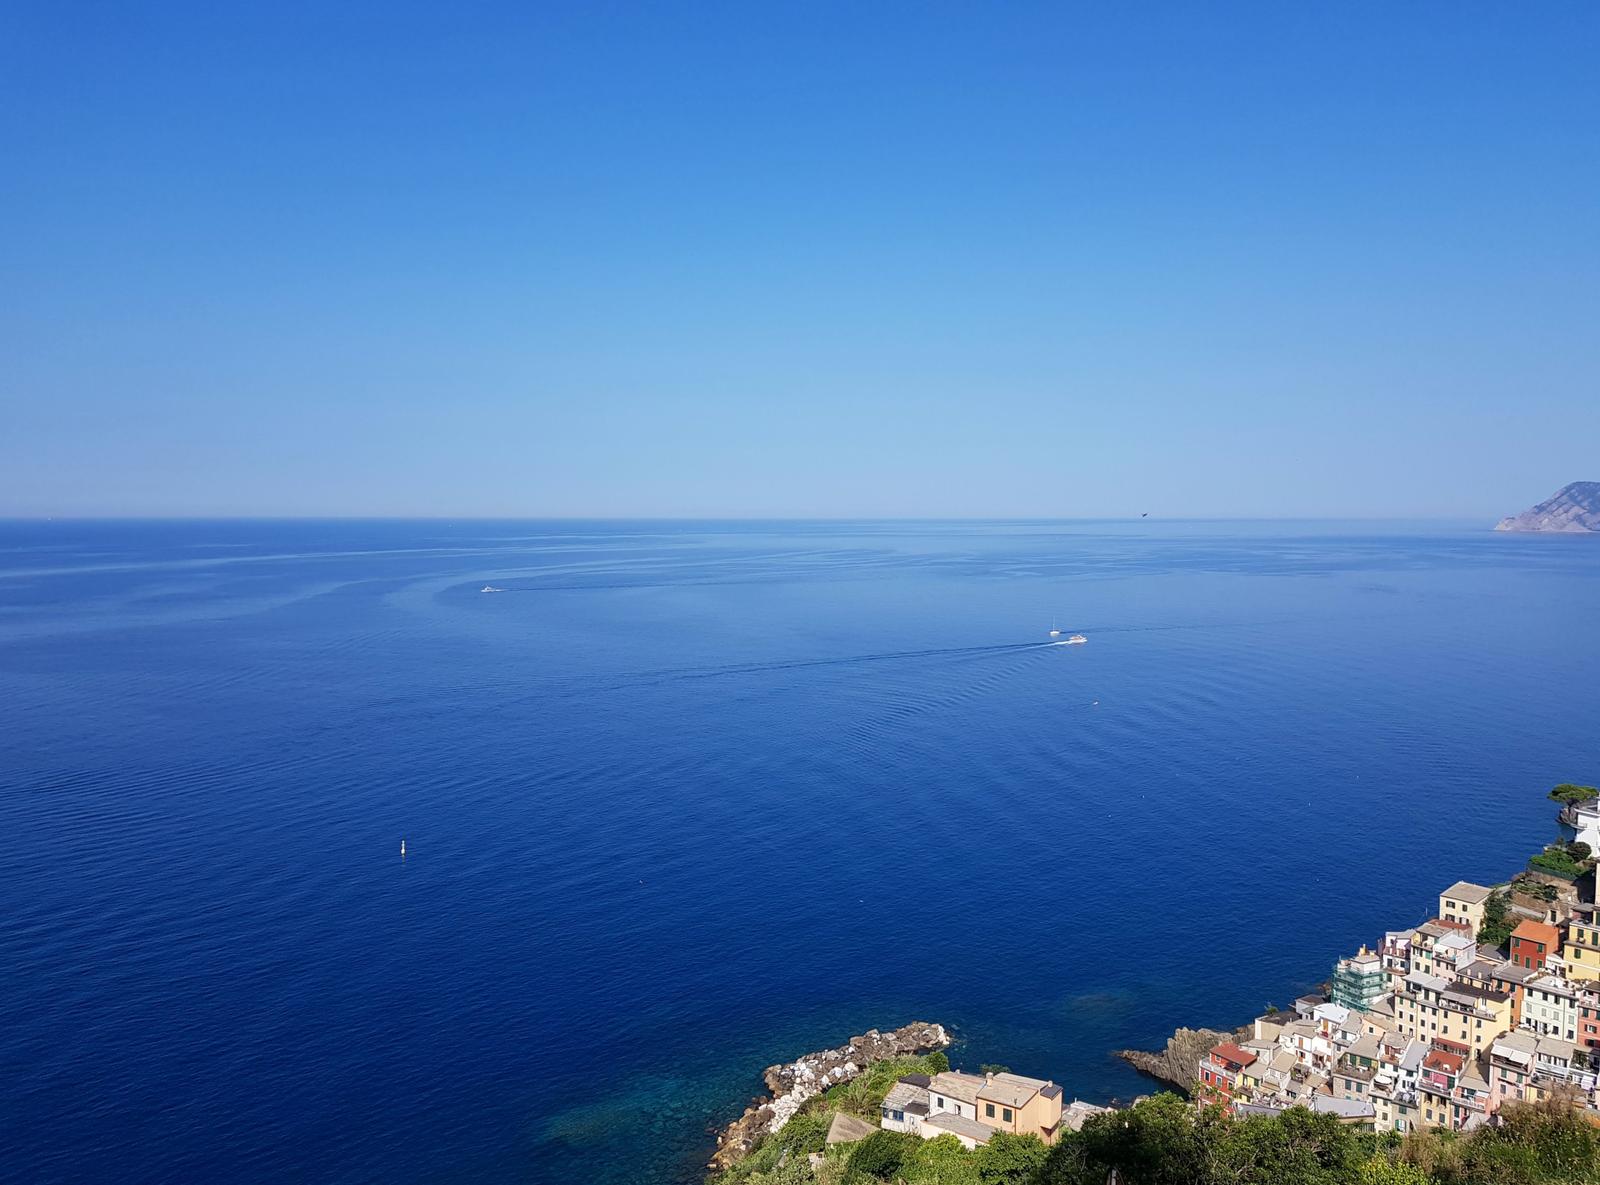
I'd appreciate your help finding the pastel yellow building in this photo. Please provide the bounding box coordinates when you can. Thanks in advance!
[1393,971,1513,1057]
[974,1072,1065,1142]
[1565,914,1600,981]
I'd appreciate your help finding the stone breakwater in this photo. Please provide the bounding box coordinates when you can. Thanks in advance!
[710,1021,950,1170]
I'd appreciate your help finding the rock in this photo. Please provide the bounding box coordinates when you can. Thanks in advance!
[1495,481,1600,533]
[709,1021,949,1170]
[1114,1026,1236,1093]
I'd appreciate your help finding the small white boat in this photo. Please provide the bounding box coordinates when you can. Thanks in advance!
[1048,619,1062,637]
[481,585,502,593]
[1065,633,1087,645]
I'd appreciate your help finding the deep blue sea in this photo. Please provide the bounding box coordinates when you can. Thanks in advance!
[3,519,1598,1184]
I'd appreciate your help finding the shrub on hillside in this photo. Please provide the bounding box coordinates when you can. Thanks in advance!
[846,1130,919,1180]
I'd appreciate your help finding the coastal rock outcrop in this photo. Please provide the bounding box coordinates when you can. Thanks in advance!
[1114,1026,1236,1093]
[1495,481,1600,533]
[710,1021,949,1170]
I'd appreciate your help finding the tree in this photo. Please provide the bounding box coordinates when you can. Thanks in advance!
[1455,1096,1600,1183]
[925,1050,951,1074]
[906,1133,980,1185]
[1570,841,1593,863]
[979,1064,1011,1076]
[1215,1107,1363,1185]
[976,1132,1047,1184]
[1549,783,1598,805]
[1066,1092,1228,1185]
[1478,889,1514,951]
[845,1130,918,1180]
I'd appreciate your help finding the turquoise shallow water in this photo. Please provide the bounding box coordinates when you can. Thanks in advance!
[1,519,1597,1184]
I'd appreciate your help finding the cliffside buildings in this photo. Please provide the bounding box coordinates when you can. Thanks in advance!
[1193,801,1600,1135]
[881,1068,1087,1148]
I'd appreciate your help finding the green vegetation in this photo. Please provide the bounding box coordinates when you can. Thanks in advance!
[847,1131,919,1180]
[1033,1094,1600,1185]
[716,1092,1600,1185]
[1528,841,1592,881]
[1550,783,1598,805]
[825,1057,938,1119]
[711,1052,949,1185]
[1477,889,1513,951]
[1510,875,1558,903]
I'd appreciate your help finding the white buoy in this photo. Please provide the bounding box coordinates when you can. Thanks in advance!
[400,838,406,857]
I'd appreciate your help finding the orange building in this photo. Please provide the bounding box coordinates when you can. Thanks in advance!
[1510,920,1560,972]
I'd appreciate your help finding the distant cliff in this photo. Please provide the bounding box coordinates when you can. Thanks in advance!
[1495,481,1600,533]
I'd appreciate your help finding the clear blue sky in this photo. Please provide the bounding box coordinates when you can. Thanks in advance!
[3,3,1596,518]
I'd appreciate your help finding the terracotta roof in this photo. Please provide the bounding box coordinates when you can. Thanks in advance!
[1512,920,1560,946]
[1210,1042,1257,1067]
[1423,1049,1464,1074]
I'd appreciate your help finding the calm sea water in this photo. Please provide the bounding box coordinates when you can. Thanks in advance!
[2,519,1598,1184]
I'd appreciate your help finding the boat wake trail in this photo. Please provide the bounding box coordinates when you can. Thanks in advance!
[659,640,1061,682]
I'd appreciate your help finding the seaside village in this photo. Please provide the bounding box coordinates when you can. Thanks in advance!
[854,792,1600,1151]
[1190,792,1600,1134]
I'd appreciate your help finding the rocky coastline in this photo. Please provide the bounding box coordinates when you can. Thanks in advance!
[709,1021,950,1171]
[1114,1024,1243,1094]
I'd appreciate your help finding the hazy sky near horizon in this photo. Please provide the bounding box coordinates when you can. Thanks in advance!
[3,3,1598,519]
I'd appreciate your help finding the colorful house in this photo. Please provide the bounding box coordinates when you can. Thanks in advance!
[1198,1042,1258,1103]
[1566,908,1600,982]
[974,1072,1065,1142]
[1487,1030,1538,1111]
[1523,974,1579,1043]
[1510,920,1561,971]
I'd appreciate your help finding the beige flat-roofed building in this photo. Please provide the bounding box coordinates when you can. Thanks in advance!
[927,1071,985,1122]
[1440,882,1493,932]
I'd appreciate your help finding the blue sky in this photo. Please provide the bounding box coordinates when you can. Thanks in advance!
[3,2,1596,518]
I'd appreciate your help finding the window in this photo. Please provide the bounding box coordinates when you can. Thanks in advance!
[1002,1108,1013,1122]
[935,1097,944,1108]
[985,1103,995,1118]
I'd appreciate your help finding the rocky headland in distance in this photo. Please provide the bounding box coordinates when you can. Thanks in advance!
[1495,480,1600,532]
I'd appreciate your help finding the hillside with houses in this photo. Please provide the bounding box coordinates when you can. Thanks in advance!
[712,783,1600,1185]
[1193,782,1600,1135]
